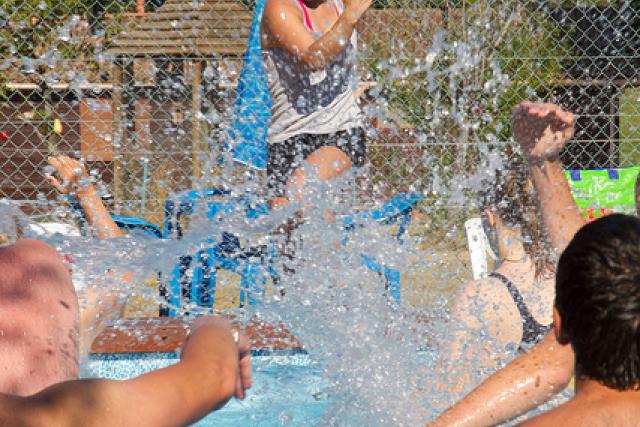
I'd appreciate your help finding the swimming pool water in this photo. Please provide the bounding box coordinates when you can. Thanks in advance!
[86,349,570,426]
[86,352,330,426]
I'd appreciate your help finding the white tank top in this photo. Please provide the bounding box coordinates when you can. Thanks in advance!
[262,0,363,144]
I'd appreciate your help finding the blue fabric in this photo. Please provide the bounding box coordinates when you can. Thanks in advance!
[228,0,271,170]
[112,215,164,238]
[342,192,423,226]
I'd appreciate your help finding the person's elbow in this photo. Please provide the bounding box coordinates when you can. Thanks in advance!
[13,379,114,427]
[529,340,575,395]
[546,347,574,392]
[297,50,328,72]
[0,394,59,427]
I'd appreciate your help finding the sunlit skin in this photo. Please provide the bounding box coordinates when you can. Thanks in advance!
[435,207,554,399]
[260,0,371,210]
[0,156,253,425]
[430,102,583,427]
[47,156,124,240]
[0,239,79,396]
[0,315,252,426]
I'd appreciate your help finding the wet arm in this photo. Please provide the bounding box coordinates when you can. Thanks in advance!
[74,185,124,240]
[512,102,583,254]
[263,0,370,71]
[528,160,583,254]
[429,332,574,427]
[3,321,241,427]
[48,156,128,353]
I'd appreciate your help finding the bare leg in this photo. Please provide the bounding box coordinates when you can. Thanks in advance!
[269,197,289,210]
[285,145,352,207]
[270,146,353,273]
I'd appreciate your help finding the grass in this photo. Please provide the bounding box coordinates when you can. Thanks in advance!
[619,87,640,167]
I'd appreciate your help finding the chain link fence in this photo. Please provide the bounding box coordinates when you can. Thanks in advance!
[0,0,639,300]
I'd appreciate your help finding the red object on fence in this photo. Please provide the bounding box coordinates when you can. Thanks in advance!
[585,207,614,222]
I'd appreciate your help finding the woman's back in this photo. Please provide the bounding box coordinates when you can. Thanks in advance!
[453,261,553,345]
[441,262,554,397]
[437,158,556,397]
[487,271,553,349]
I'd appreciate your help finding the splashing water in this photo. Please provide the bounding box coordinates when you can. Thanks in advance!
[250,174,431,425]
[0,0,587,424]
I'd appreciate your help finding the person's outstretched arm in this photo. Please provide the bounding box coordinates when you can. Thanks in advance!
[512,101,583,253]
[429,102,582,427]
[47,156,124,240]
[47,155,130,354]
[262,0,371,71]
[430,333,574,427]
[0,316,252,427]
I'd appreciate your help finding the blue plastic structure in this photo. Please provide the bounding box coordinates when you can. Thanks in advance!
[227,0,271,170]
[70,0,423,314]
[85,189,422,314]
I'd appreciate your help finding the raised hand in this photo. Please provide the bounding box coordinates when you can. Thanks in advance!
[47,155,92,195]
[47,155,122,239]
[512,101,575,162]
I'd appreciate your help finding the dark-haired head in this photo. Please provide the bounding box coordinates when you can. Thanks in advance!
[555,213,640,390]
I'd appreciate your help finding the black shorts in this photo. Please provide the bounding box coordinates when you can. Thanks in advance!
[267,128,366,198]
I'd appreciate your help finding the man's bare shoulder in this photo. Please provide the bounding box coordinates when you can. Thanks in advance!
[4,239,67,274]
[0,239,61,264]
[520,395,640,427]
[0,239,73,304]
[13,239,59,255]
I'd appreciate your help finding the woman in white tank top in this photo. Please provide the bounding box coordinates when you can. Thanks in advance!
[260,0,372,209]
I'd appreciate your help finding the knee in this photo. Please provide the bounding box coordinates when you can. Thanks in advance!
[270,196,289,210]
[305,146,352,181]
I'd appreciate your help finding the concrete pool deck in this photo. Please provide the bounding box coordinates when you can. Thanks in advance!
[91,317,303,354]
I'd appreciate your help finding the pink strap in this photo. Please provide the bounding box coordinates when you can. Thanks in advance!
[295,0,314,31]
[296,0,341,32]
[331,0,340,15]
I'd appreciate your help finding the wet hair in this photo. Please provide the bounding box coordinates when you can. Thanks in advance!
[556,214,640,390]
[481,156,554,279]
